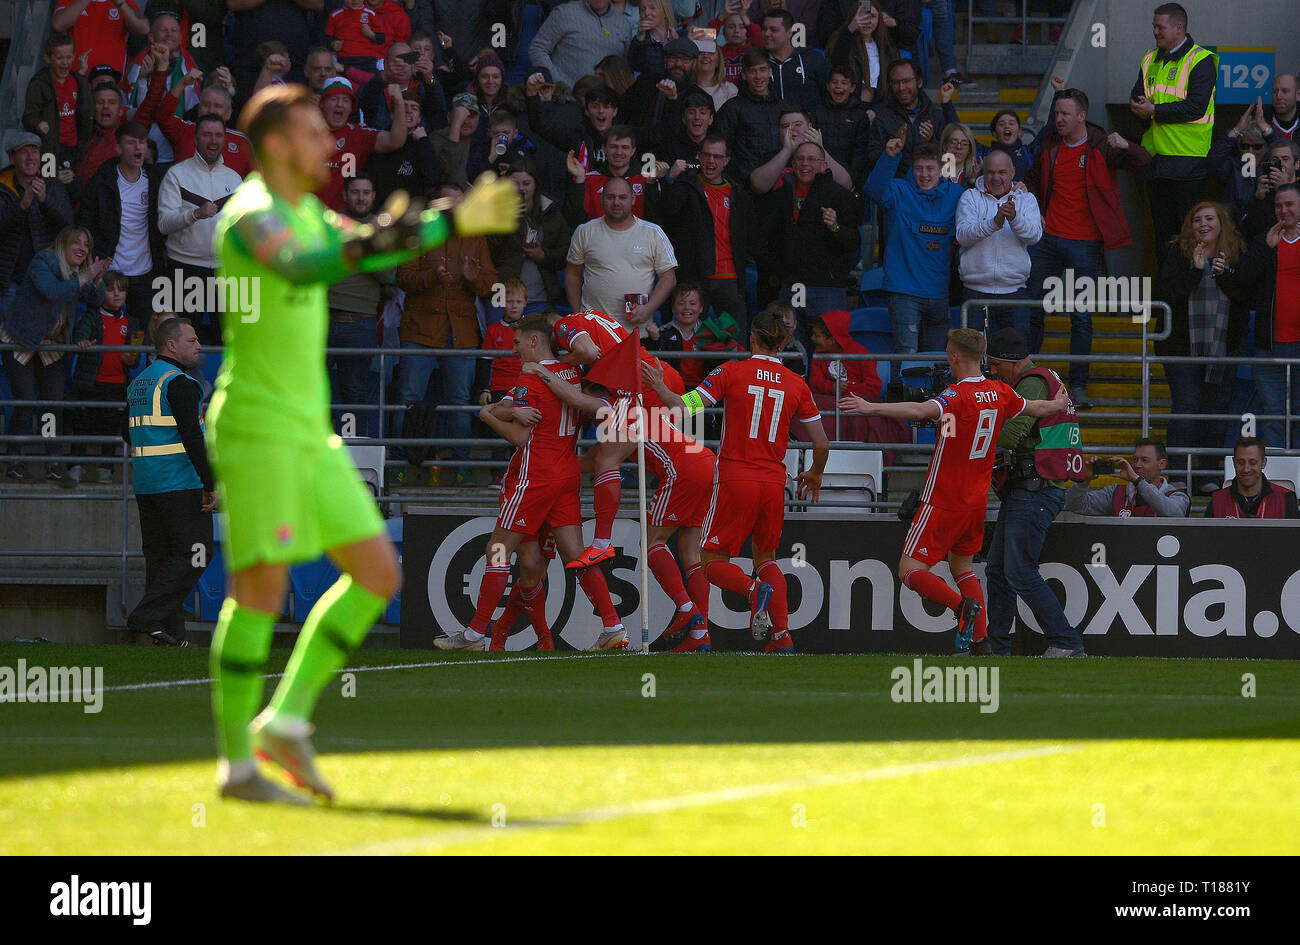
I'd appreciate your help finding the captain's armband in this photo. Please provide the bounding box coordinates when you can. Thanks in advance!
[681,390,706,415]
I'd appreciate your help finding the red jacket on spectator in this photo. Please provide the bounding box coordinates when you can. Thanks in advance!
[1025,121,1151,252]
[367,0,412,47]
[809,309,882,400]
[154,87,253,178]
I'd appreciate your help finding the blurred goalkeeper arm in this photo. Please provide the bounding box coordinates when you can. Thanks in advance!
[227,173,520,286]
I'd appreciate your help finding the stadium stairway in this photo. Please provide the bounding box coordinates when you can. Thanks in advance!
[1036,314,1169,450]
[948,84,1038,147]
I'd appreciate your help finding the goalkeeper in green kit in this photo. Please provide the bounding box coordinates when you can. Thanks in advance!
[208,85,519,804]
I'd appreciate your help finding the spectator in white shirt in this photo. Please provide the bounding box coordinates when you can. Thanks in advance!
[565,175,678,333]
[157,114,242,344]
[956,149,1042,340]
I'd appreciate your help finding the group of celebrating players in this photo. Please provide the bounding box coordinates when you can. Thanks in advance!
[433,307,1070,658]
[436,307,828,655]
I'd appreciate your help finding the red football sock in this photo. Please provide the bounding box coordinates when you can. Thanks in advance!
[521,581,551,638]
[578,567,621,628]
[955,570,988,642]
[496,582,525,632]
[903,568,962,613]
[705,560,756,597]
[685,563,709,620]
[648,544,692,609]
[592,470,622,543]
[757,561,789,632]
[471,564,510,634]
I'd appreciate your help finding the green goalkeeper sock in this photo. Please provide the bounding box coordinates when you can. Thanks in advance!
[266,575,386,724]
[210,599,275,763]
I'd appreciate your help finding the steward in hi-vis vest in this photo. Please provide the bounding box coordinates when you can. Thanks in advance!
[124,317,214,648]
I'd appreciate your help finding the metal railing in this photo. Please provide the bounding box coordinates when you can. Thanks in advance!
[6,337,1300,621]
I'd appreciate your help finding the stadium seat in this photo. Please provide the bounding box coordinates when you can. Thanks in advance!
[348,441,386,497]
[850,306,891,334]
[190,513,226,620]
[783,448,802,495]
[857,329,894,354]
[859,267,885,295]
[1222,454,1300,493]
[805,448,885,502]
[290,556,341,622]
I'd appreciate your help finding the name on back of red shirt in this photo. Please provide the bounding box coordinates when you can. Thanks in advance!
[974,390,1000,404]
[756,369,782,383]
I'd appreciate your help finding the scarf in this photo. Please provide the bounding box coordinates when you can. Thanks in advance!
[1187,262,1229,386]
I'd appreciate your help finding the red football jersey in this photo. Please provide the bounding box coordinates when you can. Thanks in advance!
[553,310,628,358]
[643,413,716,482]
[57,0,142,75]
[503,360,583,482]
[696,355,820,484]
[921,375,1027,510]
[483,320,521,391]
[317,123,379,211]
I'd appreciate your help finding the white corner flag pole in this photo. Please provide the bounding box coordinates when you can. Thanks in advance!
[637,402,650,654]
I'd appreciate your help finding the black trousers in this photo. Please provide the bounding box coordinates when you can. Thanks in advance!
[701,276,748,335]
[1147,178,1206,272]
[128,488,212,639]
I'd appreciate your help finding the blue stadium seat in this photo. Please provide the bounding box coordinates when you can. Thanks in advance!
[860,267,884,294]
[855,330,894,354]
[850,306,891,334]
[290,557,341,621]
[189,518,226,621]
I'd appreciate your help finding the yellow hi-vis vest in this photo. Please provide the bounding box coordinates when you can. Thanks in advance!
[1139,42,1218,158]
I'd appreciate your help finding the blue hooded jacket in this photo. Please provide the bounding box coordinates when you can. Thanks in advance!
[866,151,965,298]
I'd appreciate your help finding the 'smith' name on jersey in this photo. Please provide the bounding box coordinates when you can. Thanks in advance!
[923,377,1026,510]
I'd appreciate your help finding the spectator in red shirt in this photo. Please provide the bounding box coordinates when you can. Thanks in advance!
[328,0,390,71]
[315,76,409,211]
[70,269,139,485]
[23,33,93,173]
[76,57,167,188]
[1026,86,1150,407]
[52,0,150,76]
[478,278,528,487]
[151,70,253,178]
[563,125,656,227]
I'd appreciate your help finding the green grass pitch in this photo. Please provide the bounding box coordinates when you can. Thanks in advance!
[1,643,1296,855]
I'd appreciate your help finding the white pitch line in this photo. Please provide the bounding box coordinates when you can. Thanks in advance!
[97,653,609,693]
[328,743,1078,856]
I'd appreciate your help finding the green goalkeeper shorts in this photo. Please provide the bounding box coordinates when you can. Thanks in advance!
[209,432,384,574]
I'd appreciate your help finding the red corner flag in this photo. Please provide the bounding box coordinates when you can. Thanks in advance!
[583,329,642,397]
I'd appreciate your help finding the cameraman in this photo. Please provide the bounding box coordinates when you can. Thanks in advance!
[1065,438,1190,516]
[984,329,1088,657]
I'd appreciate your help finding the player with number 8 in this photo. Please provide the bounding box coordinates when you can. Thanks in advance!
[839,329,1069,653]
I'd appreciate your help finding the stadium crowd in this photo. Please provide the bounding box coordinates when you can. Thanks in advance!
[3,0,1300,493]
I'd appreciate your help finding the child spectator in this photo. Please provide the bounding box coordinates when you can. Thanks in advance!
[769,300,808,377]
[251,41,293,96]
[480,110,536,180]
[805,310,907,448]
[70,270,138,485]
[366,0,412,50]
[654,281,706,385]
[23,33,92,171]
[718,11,756,85]
[328,0,390,71]
[987,109,1036,181]
[478,279,528,487]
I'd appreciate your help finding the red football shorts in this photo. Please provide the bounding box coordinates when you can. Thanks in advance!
[498,474,581,538]
[903,501,987,565]
[702,478,785,556]
[649,452,714,529]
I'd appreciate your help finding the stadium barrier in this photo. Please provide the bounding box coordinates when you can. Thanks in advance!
[402,508,1300,657]
[5,335,1300,630]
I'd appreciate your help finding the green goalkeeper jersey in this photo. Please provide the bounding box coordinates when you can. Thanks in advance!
[208,173,448,447]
